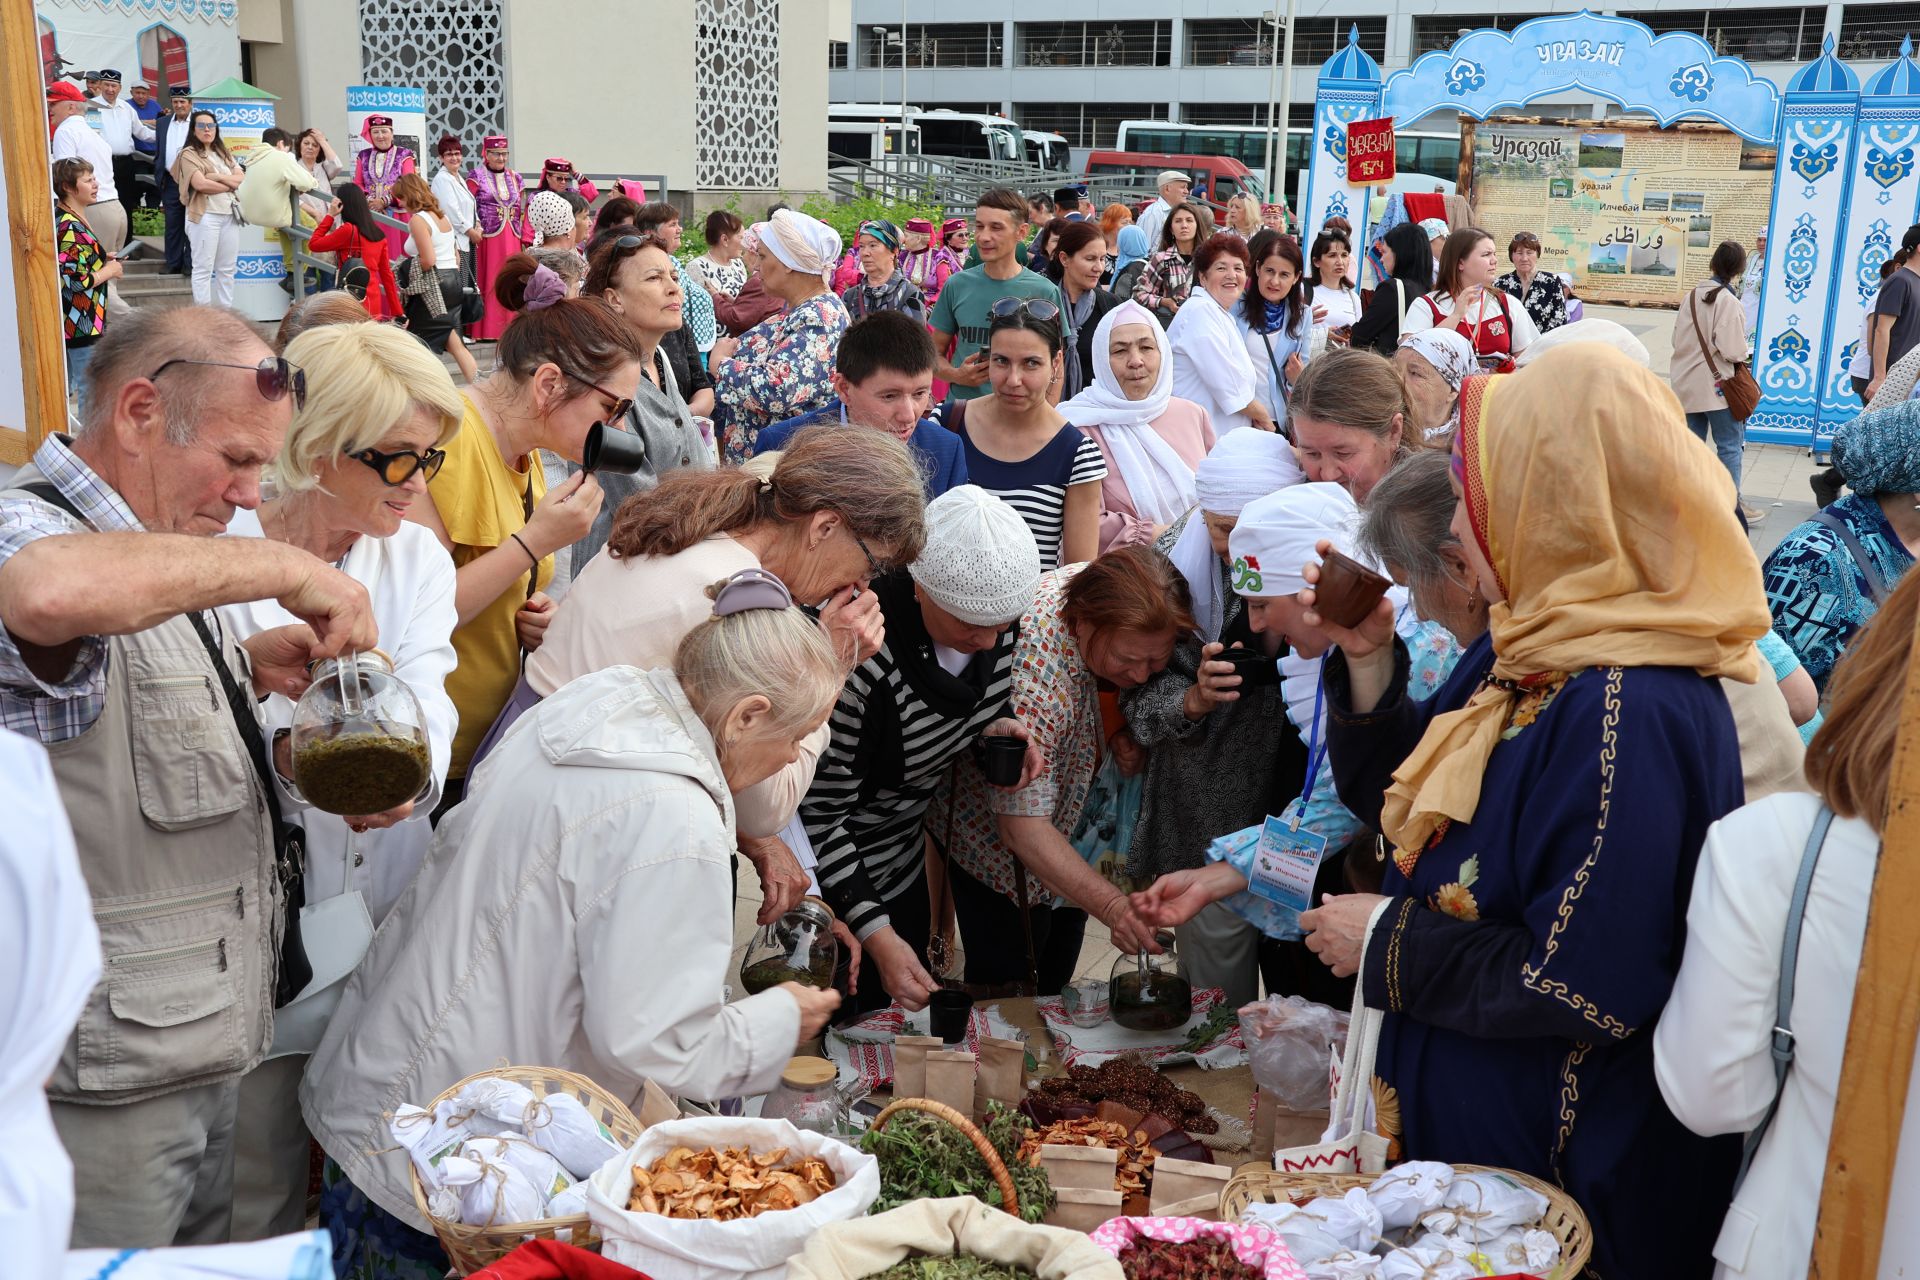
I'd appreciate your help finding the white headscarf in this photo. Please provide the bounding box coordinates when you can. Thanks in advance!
[1061,301,1197,528]
[755,209,843,279]
[1168,426,1306,642]
[1397,328,1478,392]
[0,731,100,1277]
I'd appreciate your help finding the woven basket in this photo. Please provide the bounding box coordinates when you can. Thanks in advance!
[871,1098,1020,1218]
[1220,1163,1592,1279]
[407,1064,646,1276]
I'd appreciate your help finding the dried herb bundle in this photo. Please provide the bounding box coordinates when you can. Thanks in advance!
[1117,1236,1260,1280]
[861,1102,1055,1223]
[862,1258,1038,1280]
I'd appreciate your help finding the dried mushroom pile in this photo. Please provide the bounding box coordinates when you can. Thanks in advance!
[626,1145,835,1220]
[1030,1057,1217,1134]
[1017,1117,1156,1204]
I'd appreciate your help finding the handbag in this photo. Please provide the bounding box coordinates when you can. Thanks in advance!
[460,248,486,326]
[1691,288,1761,422]
[1731,805,1837,1193]
[1272,978,1391,1175]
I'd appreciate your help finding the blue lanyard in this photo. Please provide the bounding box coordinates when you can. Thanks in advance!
[1291,674,1327,831]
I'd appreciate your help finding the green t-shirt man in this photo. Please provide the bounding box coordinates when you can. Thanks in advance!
[929,266,1063,402]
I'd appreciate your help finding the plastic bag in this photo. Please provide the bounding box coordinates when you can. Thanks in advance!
[1068,757,1145,895]
[527,1092,623,1180]
[1237,995,1350,1112]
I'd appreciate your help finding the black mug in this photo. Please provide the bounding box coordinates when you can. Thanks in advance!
[928,988,974,1044]
[581,421,646,476]
[980,735,1025,786]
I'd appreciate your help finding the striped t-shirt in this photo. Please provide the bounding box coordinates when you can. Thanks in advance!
[951,408,1108,571]
[802,572,1017,940]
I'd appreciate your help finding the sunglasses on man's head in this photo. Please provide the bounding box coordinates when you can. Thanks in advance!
[149,356,306,410]
[988,296,1061,323]
[351,445,447,486]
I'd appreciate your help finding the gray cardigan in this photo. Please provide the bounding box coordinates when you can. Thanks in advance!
[570,346,715,571]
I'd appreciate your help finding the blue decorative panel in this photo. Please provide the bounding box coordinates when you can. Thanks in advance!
[1379,12,1781,142]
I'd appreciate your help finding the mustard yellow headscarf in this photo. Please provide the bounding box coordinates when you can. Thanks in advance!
[1378,343,1769,860]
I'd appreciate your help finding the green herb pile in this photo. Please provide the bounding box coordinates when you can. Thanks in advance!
[860,1102,1055,1224]
[862,1258,1039,1280]
[1181,1004,1237,1054]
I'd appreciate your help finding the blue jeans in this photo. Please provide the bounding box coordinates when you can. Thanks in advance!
[65,344,94,418]
[1687,408,1744,490]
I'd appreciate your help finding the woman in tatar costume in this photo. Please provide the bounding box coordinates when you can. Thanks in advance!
[466,134,530,341]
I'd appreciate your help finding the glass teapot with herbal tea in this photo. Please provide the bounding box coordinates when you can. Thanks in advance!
[287,651,433,817]
[1109,932,1192,1032]
[739,897,838,994]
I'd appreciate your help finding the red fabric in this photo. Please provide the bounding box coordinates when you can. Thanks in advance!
[713,273,782,336]
[1431,288,1516,373]
[467,1240,653,1280]
[309,214,405,319]
[1403,192,1446,225]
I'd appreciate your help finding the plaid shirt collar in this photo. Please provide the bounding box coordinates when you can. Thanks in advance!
[29,433,148,534]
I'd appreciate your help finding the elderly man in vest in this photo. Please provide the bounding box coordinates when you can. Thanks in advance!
[0,306,376,1247]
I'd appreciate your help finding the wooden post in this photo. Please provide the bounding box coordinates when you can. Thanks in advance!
[1809,616,1920,1275]
[0,0,64,463]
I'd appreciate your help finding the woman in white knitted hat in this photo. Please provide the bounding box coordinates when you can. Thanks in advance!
[800,485,1045,1013]
[713,209,849,462]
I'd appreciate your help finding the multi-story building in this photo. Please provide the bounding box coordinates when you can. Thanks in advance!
[828,2,1913,156]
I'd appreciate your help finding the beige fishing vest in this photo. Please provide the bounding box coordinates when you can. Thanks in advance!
[9,466,282,1105]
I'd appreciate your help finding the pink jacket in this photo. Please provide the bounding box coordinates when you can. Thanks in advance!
[1081,399,1217,553]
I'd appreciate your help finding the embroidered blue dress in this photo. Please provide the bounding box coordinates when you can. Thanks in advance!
[1325,632,1744,1280]
[1762,491,1914,692]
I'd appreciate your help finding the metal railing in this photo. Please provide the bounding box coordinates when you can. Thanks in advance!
[826,152,1079,218]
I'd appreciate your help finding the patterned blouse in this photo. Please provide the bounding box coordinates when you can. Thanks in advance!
[714,292,848,463]
[56,208,108,343]
[1494,269,1568,333]
[689,253,748,298]
[676,261,718,352]
[1133,249,1195,313]
[840,271,927,326]
[934,564,1099,905]
[1762,492,1915,691]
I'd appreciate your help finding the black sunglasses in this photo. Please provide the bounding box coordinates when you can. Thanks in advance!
[351,445,447,486]
[149,356,306,410]
[988,296,1061,323]
[559,368,633,426]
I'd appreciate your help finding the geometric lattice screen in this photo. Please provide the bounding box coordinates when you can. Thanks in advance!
[359,0,507,150]
[696,0,782,188]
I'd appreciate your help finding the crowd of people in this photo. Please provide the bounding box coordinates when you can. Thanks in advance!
[21,88,1920,1279]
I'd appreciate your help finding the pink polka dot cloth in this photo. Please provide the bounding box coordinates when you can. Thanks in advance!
[1089,1215,1309,1280]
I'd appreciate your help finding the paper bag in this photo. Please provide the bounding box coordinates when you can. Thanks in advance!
[973,1036,1026,1118]
[1148,1155,1231,1217]
[1046,1187,1123,1233]
[893,1036,941,1100]
[1035,1143,1118,1192]
[925,1049,976,1117]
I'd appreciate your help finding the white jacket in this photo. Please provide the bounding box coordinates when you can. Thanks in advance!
[300,665,802,1229]
[1655,791,1920,1279]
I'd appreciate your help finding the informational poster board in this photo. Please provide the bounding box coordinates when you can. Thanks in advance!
[1468,116,1773,306]
[346,85,427,178]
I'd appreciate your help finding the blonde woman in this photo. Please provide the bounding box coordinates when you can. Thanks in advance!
[1224,193,1262,240]
[303,571,846,1269]
[218,320,465,1241]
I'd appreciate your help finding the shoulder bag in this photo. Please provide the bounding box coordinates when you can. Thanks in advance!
[1272,978,1391,1175]
[1732,805,1837,1193]
[459,248,486,326]
[1692,288,1761,422]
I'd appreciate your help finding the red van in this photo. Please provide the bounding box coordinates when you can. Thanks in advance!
[1082,151,1262,224]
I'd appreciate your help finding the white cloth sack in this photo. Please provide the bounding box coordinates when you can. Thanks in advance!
[1482,1226,1561,1276]
[61,1230,335,1280]
[1237,1202,1349,1270]
[1375,1243,1479,1280]
[1365,1160,1454,1232]
[440,1151,547,1227]
[386,1095,515,1192]
[527,1092,624,1180]
[585,1116,880,1280]
[788,1196,1123,1280]
[1305,1251,1381,1280]
[1421,1170,1550,1243]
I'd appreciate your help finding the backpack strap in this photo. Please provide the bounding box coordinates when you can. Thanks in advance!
[1734,804,1837,1194]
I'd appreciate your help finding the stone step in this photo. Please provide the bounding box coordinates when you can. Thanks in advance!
[117,275,194,305]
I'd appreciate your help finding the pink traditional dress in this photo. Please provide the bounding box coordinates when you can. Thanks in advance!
[467,143,531,341]
[353,114,416,258]
[900,219,962,400]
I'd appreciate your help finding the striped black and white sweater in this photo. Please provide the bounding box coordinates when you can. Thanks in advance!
[803,571,1017,939]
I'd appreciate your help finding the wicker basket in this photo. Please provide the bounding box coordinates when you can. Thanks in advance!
[871,1098,1021,1218]
[407,1064,646,1276]
[1220,1163,1592,1279]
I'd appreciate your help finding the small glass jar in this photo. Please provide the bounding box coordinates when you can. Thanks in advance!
[738,897,838,995]
[1109,933,1192,1032]
[761,1056,844,1134]
[287,651,432,817]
